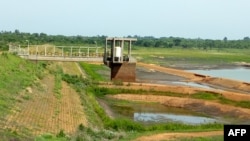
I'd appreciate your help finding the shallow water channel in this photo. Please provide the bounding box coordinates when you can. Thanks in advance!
[103,98,221,125]
[188,67,250,83]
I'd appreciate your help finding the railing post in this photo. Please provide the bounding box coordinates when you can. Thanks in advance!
[36,45,38,56]
[79,47,81,57]
[87,47,89,57]
[96,47,98,57]
[45,46,47,56]
[53,46,55,56]
[62,47,64,57]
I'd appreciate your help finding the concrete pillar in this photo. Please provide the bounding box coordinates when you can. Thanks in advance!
[129,41,132,58]
[112,39,115,62]
[110,62,136,82]
[121,40,124,62]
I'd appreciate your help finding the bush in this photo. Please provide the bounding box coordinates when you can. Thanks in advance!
[105,118,145,131]
[78,123,85,131]
[56,130,66,138]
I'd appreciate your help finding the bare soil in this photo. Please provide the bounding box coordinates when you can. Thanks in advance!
[2,75,87,136]
[134,131,223,141]
[99,81,250,102]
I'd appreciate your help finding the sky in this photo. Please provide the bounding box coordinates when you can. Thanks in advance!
[1,0,250,40]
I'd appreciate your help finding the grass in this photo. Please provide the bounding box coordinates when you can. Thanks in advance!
[35,132,69,141]
[3,48,248,140]
[0,52,47,140]
[84,84,223,132]
[0,53,45,117]
[93,86,250,109]
[59,73,223,140]
[191,92,250,109]
[75,124,124,141]
[53,66,63,99]
[132,47,250,66]
[191,92,222,100]
[61,73,104,128]
[79,62,108,82]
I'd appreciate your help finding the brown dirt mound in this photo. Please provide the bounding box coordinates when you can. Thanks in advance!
[99,82,250,102]
[134,131,223,141]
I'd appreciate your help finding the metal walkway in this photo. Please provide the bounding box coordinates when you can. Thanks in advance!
[9,45,103,62]
[21,55,103,62]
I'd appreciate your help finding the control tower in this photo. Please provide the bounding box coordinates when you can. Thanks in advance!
[103,37,137,82]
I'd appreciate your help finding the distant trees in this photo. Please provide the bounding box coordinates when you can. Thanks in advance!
[0,30,249,51]
[173,38,182,46]
[243,37,250,40]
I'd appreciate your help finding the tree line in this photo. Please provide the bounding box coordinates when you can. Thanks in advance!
[1,30,250,50]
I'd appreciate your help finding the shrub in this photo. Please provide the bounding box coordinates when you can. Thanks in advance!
[78,123,85,131]
[56,129,66,138]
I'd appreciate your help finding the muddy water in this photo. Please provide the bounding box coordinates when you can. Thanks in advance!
[172,81,212,89]
[105,99,221,125]
[136,67,216,90]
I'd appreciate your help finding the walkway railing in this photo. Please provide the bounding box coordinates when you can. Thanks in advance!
[9,45,103,62]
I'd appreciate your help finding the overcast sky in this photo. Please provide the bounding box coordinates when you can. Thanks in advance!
[1,0,250,39]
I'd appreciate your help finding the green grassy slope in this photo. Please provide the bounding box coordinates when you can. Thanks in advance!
[0,53,44,117]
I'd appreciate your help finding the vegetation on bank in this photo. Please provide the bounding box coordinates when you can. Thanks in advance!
[79,62,108,82]
[56,64,223,140]
[91,86,250,109]
[132,47,250,66]
[52,66,63,99]
[64,73,223,135]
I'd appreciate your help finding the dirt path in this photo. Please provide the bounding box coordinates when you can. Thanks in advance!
[134,131,223,141]
[97,98,115,119]
[58,62,85,77]
[76,62,86,78]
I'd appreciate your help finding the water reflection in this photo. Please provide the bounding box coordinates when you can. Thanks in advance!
[172,81,212,89]
[134,113,217,125]
[188,68,250,83]
[109,101,221,125]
